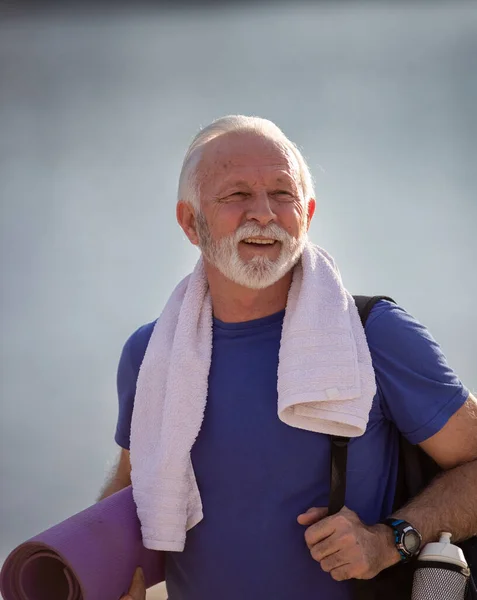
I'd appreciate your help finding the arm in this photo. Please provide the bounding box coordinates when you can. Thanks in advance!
[298,301,476,580]
[101,322,154,501]
[104,328,152,598]
[97,448,132,501]
[376,392,477,565]
[298,393,477,580]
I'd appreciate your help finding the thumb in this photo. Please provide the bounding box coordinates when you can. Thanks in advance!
[297,506,328,525]
[123,567,146,600]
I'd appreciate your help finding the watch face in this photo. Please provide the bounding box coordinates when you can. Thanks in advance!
[403,529,421,554]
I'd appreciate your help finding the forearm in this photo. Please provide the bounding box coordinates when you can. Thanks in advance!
[97,470,131,501]
[375,458,477,570]
[98,466,131,502]
[97,448,132,501]
[393,458,477,544]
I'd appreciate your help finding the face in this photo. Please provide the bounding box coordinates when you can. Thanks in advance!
[182,132,315,290]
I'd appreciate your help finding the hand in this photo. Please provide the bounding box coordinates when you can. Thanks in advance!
[297,506,400,581]
[120,567,146,600]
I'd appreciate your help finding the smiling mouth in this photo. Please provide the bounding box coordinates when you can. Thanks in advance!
[241,238,278,246]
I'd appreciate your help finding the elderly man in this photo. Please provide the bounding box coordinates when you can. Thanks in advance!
[100,115,477,600]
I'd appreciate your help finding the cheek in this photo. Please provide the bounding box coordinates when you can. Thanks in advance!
[208,204,244,238]
[278,203,307,234]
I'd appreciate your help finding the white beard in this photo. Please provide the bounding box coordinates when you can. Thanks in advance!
[195,214,307,290]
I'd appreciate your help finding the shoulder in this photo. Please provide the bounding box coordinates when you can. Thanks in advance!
[120,320,157,372]
[126,319,157,349]
[115,321,156,450]
[364,299,437,357]
[363,298,451,380]
[363,299,468,443]
[365,298,420,331]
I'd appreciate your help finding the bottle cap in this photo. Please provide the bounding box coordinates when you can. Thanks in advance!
[418,532,468,569]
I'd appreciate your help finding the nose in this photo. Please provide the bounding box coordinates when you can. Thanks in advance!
[246,191,277,227]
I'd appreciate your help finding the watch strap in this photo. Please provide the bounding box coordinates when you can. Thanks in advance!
[383,518,418,562]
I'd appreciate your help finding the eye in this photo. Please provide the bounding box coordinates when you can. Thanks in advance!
[271,190,294,200]
[224,191,250,201]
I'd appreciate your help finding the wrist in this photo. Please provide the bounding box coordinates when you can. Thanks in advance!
[372,523,402,570]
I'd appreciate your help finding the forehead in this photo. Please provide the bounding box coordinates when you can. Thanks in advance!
[197,131,300,188]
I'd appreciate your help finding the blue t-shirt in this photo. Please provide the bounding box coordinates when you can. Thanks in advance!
[115,301,468,600]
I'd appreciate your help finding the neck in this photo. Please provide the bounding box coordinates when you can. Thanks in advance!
[204,263,293,323]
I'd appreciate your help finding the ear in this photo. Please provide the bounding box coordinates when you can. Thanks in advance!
[305,198,316,231]
[177,200,200,245]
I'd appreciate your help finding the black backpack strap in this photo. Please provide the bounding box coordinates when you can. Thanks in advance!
[328,295,396,515]
[353,295,396,328]
[329,436,350,515]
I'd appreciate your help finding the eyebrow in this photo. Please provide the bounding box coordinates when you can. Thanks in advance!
[219,179,252,189]
[274,176,296,187]
[217,175,297,193]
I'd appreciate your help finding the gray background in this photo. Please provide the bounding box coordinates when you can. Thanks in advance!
[1,0,476,566]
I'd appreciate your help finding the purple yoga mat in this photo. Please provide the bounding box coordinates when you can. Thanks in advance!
[0,486,165,600]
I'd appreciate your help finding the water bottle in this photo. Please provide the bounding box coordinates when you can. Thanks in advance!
[412,532,470,600]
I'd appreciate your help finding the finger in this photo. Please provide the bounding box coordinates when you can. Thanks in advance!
[305,505,362,548]
[125,567,146,600]
[319,550,349,573]
[297,507,328,525]
[304,515,340,549]
[309,533,343,562]
[330,564,353,582]
[324,546,365,580]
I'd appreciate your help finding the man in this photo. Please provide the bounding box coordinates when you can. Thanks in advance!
[99,115,477,600]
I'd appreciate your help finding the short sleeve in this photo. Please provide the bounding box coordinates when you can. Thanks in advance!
[365,301,469,444]
[114,321,156,450]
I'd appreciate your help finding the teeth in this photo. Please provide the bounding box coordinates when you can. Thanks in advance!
[243,238,276,245]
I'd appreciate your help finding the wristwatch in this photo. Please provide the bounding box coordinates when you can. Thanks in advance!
[383,518,423,562]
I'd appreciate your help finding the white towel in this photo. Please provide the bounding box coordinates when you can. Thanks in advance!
[130,243,376,552]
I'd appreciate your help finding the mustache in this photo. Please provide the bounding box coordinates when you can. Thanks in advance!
[234,223,292,242]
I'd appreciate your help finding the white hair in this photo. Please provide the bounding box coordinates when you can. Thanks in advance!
[177,115,315,211]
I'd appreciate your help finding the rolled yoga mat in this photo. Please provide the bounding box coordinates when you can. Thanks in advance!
[0,486,165,600]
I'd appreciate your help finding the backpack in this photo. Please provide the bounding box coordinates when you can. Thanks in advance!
[328,295,477,600]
